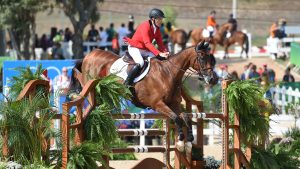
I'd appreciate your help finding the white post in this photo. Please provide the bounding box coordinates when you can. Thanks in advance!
[140,119,146,146]
[248,33,252,58]
[232,0,237,18]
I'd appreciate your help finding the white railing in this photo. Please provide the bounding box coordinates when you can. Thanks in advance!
[270,85,300,114]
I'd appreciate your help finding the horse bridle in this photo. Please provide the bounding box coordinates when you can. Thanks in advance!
[193,47,214,83]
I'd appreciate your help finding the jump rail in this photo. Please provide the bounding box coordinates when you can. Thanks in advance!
[59,79,251,169]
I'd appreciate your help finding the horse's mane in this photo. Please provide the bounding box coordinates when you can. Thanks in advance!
[168,46,195,59]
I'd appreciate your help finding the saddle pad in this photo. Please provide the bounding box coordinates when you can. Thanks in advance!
[110,56,152,83]
[202,29,210,38]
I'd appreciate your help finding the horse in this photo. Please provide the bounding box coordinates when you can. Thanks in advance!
[190,23,249,59]
[71,41,218,152]
[169,29,191,54]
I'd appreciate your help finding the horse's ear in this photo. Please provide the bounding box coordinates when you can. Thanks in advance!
[203,42,209,49]
[196,40,205,51]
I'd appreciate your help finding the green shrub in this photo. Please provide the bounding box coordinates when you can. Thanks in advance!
[67,142,108,169]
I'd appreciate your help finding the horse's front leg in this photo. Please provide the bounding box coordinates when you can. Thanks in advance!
[180,113,194,153]
[154,101,185,152]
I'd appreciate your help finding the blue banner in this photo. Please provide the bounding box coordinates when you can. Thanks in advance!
[3,60,76,113]
[3,60,75,88]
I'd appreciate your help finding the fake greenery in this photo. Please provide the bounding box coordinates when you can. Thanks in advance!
[250,127,300,169]
[9,64,46,99]
[225,80,270,143]
[83,74,135,163]
[0,92,59,166]
[84,104,118,147]
[226,80,300,168]
[67,142,108,169]
[95,74,132,111]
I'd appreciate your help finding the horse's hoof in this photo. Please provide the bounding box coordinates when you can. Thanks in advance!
[176,141,185,152]
[185,142,193,154]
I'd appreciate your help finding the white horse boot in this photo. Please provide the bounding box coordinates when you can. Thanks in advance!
[176,140,185,152]
[185,142,193,154]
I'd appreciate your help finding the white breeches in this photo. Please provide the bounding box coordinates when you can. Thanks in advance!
[128,45,155,67]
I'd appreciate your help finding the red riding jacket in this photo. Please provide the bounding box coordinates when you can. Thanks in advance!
[124,20,167,56]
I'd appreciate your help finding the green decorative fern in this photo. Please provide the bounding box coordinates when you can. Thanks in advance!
[0,91,58,165]
[9,64,45,99]
[225,80,269,143]
[67,142,108,169]
[84,104,118,147]
[95,74,132,111]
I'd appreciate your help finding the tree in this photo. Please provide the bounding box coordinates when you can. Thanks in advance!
[0,30,6,56]
[0,0,50,60]
[55,0,102,59]
[163,6,178,26]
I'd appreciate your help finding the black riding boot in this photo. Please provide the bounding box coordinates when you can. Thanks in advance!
[124,64,142,86]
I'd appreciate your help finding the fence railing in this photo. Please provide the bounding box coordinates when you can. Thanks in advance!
[270,85,300,115]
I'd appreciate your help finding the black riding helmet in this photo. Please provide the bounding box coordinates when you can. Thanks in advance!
[149,8,165,19]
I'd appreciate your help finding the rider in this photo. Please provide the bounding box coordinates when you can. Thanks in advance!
[206,10,217,38]
[228,13,237,32]
[123,8,169,86]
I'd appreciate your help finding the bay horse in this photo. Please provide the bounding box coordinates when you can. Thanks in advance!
[169,29,191,54]
[190,23,249,59]
[71,41,218,152]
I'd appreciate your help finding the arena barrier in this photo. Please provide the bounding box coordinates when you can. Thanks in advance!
[3,79,252,169]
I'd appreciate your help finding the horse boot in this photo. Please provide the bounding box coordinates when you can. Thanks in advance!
[124,64,142,86]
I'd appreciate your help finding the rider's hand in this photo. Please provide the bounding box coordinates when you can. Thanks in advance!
[159,52,170,58]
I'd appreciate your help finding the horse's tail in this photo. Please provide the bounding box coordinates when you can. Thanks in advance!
[69,59,83,93]
[244,33,249,56]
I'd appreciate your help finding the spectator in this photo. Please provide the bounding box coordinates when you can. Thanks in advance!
[127,15,135,38]
[217,64,229,79]
[258,67,264,76]
[35,34,40,48]
[111,33,120,55]
[283,67,295,82]
[87,24,99,51]
[87,24,99,42]
[53,29,64,43]
[52,42,64,60]
[231,71,239,80]
[261,74,272,101]
[40,34,49,52]
[98,26,108,50]
[160,23,168,47]
[53,67,71,95]
[245,62,253,80]
[262,64,275,83]
[52,67,71,113]
[118,23,130,55]
[249,65,260,82]
[240,65,249,80]
[64,27,73,42]
[106,23,116,50]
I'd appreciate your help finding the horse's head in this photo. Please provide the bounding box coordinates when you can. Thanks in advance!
[192,41,218,85]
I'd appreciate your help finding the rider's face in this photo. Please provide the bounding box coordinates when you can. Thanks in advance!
[154,17,163,27]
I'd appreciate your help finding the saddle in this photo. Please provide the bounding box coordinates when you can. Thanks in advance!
[123,51,149,76]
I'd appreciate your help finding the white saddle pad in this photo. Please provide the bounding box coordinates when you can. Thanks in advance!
[110,56,152,83]
[226,32,231,38]
[202,29,210,38]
